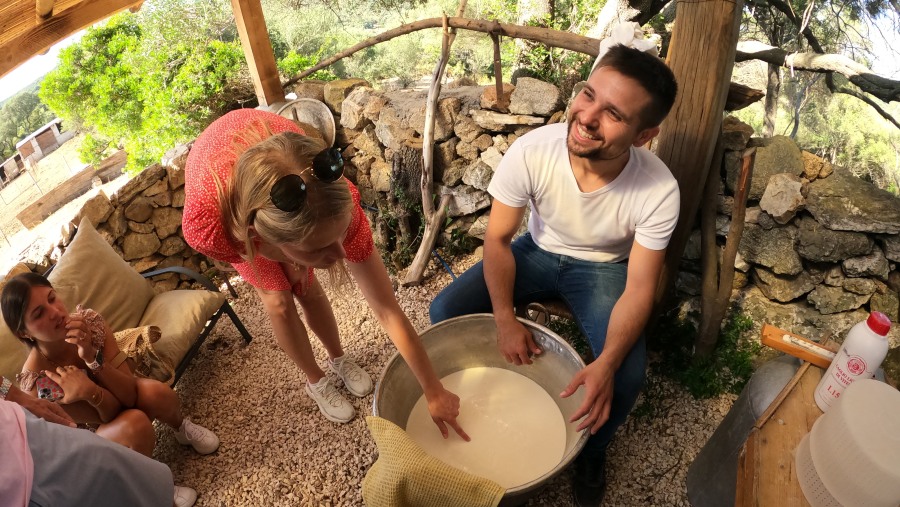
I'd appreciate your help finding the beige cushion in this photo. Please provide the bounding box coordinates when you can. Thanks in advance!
[138,289,225,376]
[0,263,33,380]
[48,218,155,331]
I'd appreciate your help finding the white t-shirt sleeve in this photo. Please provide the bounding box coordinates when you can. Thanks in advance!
[634,178,680,251]
[488,138,532,208]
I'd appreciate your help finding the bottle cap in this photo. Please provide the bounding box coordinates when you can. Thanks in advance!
[866,312,891,336]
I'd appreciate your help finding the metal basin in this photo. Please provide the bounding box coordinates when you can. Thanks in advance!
[372,314,588,505]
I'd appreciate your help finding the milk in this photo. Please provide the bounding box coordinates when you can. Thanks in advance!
[405,367,567,489]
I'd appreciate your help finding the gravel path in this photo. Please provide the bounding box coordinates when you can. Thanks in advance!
[153,254,736,506]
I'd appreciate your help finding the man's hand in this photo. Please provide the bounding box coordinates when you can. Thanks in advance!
[496,318,542,365]
[7,387,75,427]
[560,361,615,434]
[426,387,471,441]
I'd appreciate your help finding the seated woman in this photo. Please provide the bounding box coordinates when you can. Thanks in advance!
[1,272,219,460]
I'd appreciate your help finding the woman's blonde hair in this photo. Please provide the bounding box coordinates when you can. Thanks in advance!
[213,120,353,282]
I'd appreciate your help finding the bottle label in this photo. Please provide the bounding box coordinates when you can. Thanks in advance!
[846,355,867,376]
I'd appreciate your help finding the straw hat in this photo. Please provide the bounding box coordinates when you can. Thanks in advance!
[274,98,336,147]
[795,379,900,507]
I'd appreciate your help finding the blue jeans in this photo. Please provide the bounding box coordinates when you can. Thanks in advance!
[430,233,646,456]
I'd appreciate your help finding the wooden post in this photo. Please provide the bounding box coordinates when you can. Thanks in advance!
[652,0,744,315]
[230,0,284,107]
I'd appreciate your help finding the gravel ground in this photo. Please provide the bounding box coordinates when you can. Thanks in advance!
[153,253,737,506]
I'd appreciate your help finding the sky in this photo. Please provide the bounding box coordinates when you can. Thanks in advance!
[0,31,84,103]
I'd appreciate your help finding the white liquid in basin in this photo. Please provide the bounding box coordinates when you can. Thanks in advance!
[404,367,567,489]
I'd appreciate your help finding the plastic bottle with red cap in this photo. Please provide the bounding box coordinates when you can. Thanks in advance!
[814,311,891,412]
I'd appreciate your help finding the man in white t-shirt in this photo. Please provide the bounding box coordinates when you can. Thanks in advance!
[430,45,679,506]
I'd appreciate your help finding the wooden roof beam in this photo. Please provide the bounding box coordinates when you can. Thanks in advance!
[230,0,284,107]
[0,0,142,78]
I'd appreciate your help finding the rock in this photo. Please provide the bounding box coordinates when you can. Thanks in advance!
[716,215,731,237]
[492,135,510,154]
[842,247,890,279]
[842,278,877,295]
[455,140,479,161]
[480,83,514,112]
[738,224,803,275]
[132,254,164,273]
[676,271,702,296]
[807,285,870,314]
[440,184,491,217]
[290,80,327,102]
[472,134,493,151]
[806,166,900,233]
[453,114,485,143]
[734,251,751,272]
[879,235,900,262]
[744,206,761,224]
[801,151,831,181]
[172,188,185,208]
[759,173,804,224]
[407,96,459,142]
[467,212,490,239]
[720,116,754,151]
[159,236,188,256]
[124,197,154,223]
[797,215,873,262]
[162,144,190,175]
[106,207,128,238]
[323,78,370,114]
[479,147,503,170]
[76,192,113,228]
[440,158,467,186]
[369,160,392,192]
[756,211,777,230]
[509,77,561,116]
[683,230,701,260]
[740,136,804,199]
[471,110,545,130]
[151,190,173,207]
[60,222,76,246]
[462,160,493,191]
[434,138,458,174]
[374,106,415,151]
[142,176,168,197]
[128,221,155,234]
[824,265,844,286]
[870,283,900,321]
[150,207,183,239]
[122,232,161,261]
[111,164,166,206]
[753,265,823,302]
[352,125,384,160]
[340,87,374,130]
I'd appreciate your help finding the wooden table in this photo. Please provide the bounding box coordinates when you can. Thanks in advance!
[734,360,825,506]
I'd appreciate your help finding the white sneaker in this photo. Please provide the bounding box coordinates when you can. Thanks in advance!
[174,418,220,455]
[329,355,373,397]
[173,485,197,507]
[305,376,355,423]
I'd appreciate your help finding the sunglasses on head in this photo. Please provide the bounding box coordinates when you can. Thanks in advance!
[269,146,344,213]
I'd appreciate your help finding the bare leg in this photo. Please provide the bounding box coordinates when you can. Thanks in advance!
[135,378,184,428]
[95,408,156,457]
[256,287,327,383]
[296,276,344,360]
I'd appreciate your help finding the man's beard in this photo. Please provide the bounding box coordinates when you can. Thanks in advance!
[566,125,629,161]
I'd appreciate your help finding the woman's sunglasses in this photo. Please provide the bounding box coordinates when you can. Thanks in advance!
[269,147,344,213]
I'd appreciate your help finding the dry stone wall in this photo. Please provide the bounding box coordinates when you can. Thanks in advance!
[20,144,210,294]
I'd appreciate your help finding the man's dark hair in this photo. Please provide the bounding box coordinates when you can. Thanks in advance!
[595,44,678,129]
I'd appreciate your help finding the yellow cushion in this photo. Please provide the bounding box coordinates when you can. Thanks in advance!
[47,218,155,331]
[138,289,225,377]
[0,263,33,380]
[362,416,505,507]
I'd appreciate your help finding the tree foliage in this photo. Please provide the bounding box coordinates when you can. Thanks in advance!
[0,89,55,162]
[39,12,249,171]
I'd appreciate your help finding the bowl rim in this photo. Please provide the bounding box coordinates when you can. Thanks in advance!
[371,312,590,495]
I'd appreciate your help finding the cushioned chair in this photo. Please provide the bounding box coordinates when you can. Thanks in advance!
[0,218,252,386]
